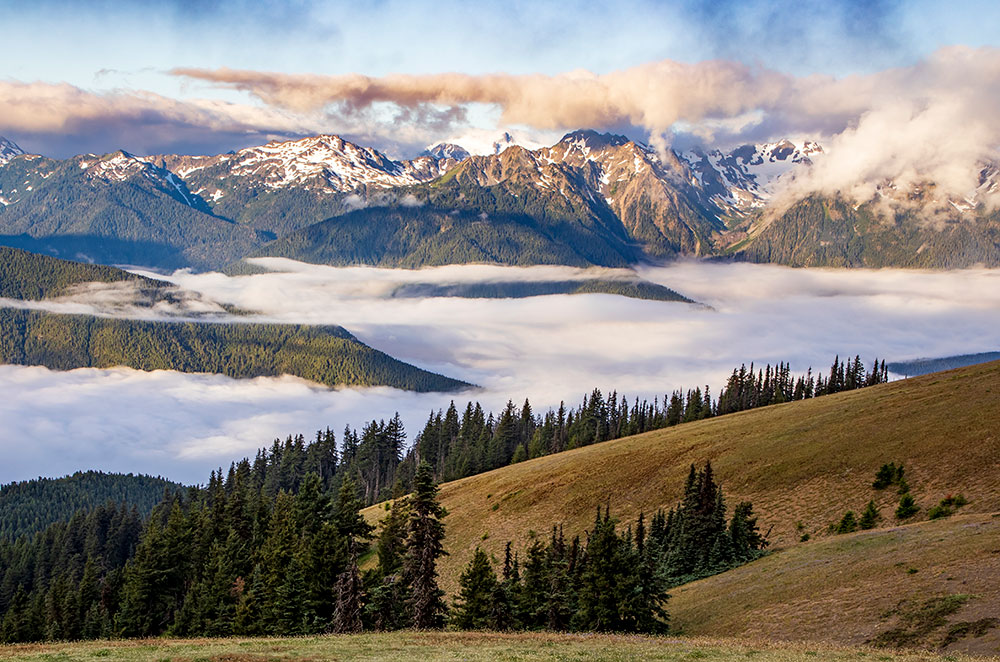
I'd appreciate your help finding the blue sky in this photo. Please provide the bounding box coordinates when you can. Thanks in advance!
[2,0,1000,157]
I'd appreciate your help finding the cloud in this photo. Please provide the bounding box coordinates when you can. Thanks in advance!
[172,47,1000,206]
[0,280,228,320]
[0,81,313,157]
[3,260,998,484]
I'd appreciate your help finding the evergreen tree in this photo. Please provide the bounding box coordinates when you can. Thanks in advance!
[858,500,880,530]
[404,462,448,629]
[450,548,499,630]
[896,494,919,519]
[836,511,858,534]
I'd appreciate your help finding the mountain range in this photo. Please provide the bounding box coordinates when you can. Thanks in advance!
[0,131,997,270]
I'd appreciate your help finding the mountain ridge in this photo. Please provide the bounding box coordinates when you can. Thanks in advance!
[2,130,999,270]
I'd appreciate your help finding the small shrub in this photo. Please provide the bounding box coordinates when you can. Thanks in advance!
[873,462,904,490]
[837,510,859,534]
[940,494,968,508]
[800,533,811,542]
[859,500,881,530]
[896,493,919,519]
[928,494,969,519]
[928,503,953,520]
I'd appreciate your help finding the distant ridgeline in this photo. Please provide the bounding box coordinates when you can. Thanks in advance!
[888,352,1000,378]
[387,278,691,303]
[0,246,167,300]
[0,308,469,392]
[0,247,469,392]
[0,471,183,541]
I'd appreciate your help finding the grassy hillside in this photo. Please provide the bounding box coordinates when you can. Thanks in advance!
[0,246,167,300]
[671,513,1000,654]
[0,631,985,662]
[0,471,183,541]
[0,308,470,392]
[363,360,1000,636]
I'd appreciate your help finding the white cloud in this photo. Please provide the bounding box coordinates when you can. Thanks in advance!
[2,260,998,484]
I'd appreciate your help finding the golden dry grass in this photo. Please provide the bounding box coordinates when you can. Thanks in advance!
[1,631,995,662]
[359,361,1000,651]
[366,361,1000,586]
[671,513,1000,655]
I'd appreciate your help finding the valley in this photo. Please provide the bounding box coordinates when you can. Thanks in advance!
[3,7,1000,655]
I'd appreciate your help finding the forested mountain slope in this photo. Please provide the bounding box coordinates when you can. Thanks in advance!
[0,472,183,541]
[0,246,167,300]
[732,196,1000,268]
[0,309,470,392]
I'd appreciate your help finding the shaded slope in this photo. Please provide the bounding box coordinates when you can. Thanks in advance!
[0,246,166,300]
[363,361,1000,596]
[0,308,470,392]
[253,205,634,268]
[733,196,1000,268]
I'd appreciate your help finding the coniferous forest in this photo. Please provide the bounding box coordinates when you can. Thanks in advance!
[0,354,882,642]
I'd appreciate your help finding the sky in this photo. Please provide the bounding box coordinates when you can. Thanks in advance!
[2,0,1000,160]
[2,260,1000,485]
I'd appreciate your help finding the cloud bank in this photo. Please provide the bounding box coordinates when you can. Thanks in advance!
[169,47,1000,205]
[2,261,999,484]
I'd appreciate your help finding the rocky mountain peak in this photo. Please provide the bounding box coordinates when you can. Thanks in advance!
[0,137,26,165]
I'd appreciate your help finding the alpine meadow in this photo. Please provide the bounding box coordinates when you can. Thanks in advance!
[1,1,999,660]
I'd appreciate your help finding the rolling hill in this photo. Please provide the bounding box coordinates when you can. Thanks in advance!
[0,471,183,541]
[0,308,470,392]
[363,360,1000,651]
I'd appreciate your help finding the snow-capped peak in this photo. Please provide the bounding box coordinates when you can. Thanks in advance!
[423,143,471,162]
[679,139,825,211]
[0,137,26,165]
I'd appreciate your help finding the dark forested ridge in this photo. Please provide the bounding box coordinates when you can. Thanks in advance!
[0,246,167,300]
[888,352,1000,377]
[0,472,183,541]
[0,308,469,392]
[388,278,691,303]
[252,205,639,269]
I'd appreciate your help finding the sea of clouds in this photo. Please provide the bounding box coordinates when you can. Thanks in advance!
[2,258,998,485]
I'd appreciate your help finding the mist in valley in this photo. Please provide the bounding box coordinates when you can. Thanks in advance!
[2,259,998,484]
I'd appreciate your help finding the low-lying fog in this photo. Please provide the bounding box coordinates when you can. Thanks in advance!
[3,259,998,485]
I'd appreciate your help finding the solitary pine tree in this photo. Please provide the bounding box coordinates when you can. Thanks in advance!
[405,462,448,629]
